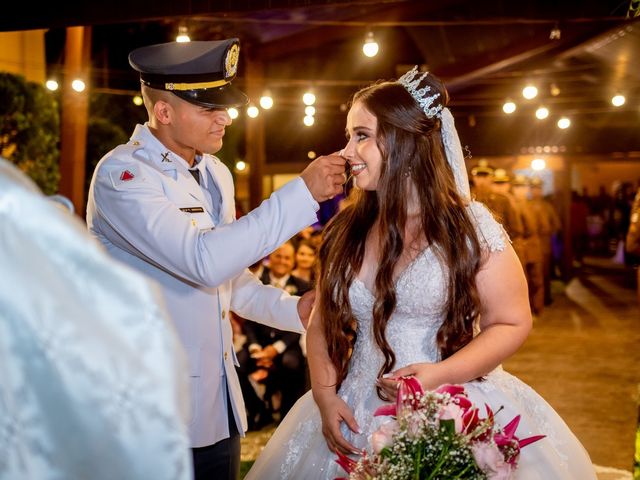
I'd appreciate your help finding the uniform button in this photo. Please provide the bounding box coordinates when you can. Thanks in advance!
[221,310,226,319]
[224,352,228,360]
[132,141,140,145]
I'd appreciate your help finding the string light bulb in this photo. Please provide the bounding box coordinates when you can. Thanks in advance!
[227,108,239,119]
[557,117,571,129]
[45,79,59,91]
[522,85,538,100]
[176,26,190,43]
[362,31,379,58]
[303,115,314,126]
[235,160,247,172]
[535,106,549,120]
[71,79,86,92]
[305,106,316,116]
[302,92,316,106]
[246,105,259,118]
[611,94,625,107]
[502,101,516,114]
[259,93,273,110]
[132,95,143,106]
[531,158,546,171]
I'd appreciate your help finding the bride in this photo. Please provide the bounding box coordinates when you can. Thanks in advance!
[246,68,596,479]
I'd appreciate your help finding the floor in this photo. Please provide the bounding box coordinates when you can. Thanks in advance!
[240,258,640,479]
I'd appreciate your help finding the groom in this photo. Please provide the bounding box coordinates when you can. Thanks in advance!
[86,38,346,479]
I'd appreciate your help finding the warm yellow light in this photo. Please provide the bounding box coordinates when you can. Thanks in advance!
[303,115,315,126]
[362,32,379,57]
[611,94,625,107]
[235,160,246,171]
[259,95,273,109]
[227,107,239,119]
[132,95,143,106]
[45,79,59,91]
[522,85,538,100]
[502,101,516,114]
[247,106,259,118]
[557,117,571,129]
[307,151,317,159]
[71,79,86,92]
[304,106,316,116]
[531,158,546,171]
[535,106,549,119]
[176,26,190,43]
[303,92,316,106]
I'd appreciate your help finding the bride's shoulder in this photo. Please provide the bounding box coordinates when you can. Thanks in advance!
[465,201,508,253]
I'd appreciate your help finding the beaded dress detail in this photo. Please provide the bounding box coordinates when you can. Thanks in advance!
[246,202,595,480]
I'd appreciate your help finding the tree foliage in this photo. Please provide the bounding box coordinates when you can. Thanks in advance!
[0,73,60,194]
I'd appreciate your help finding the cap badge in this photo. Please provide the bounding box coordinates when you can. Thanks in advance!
[224,43,240,79]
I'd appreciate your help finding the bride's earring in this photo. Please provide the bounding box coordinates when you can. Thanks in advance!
[404,167,412,178]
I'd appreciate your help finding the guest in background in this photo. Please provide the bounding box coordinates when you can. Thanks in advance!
[239,242,311,426]
[292,238,318,286]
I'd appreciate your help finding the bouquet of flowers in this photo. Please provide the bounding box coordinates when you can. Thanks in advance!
[336,377,545,480]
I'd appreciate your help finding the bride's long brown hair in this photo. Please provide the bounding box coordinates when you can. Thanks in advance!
[318,75,482,399]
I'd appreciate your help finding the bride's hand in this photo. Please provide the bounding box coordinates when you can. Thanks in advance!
[315,393,360,455]
[378,362,445,396]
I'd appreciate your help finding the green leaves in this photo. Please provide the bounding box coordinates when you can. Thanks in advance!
[0,73,60,194]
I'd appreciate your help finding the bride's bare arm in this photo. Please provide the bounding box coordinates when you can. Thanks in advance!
[383,243,532,391]
[307,290,360,454]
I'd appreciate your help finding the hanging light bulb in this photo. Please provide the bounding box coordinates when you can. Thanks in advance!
[71,79,86,92]
[132,95,143,106]
[302,92,316,106]
[235,160,247,172]
[362,31,379,58]
[246,105,259,118]
[531,158,546,171]
[227,107,239,119]
[535,106,549,119]
[303,115,315,126]
[304,106,316,116]
[45,79,59,91]
[502,101,516,114]
[176,25,190,43]
[522,85,538,100]
[259,92,273,110]
[557,117,571,129]
[611,94,625,107]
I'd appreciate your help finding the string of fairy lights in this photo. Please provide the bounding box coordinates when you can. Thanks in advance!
[41,22,637,175]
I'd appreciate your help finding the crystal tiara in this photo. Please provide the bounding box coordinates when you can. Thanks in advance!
[397,66,443,119]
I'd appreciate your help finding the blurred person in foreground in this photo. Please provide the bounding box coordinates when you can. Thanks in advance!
[86,39,345,479]
[0,157,191,480]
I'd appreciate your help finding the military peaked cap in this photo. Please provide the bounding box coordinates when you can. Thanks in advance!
[129,39,249,109]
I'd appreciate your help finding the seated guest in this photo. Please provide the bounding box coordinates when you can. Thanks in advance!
[291,238,318,286]
[238,242,310,427]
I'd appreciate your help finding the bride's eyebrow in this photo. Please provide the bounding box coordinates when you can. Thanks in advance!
[345,126,373,138]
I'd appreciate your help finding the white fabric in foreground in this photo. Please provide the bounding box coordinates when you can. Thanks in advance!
[0,158,192,480]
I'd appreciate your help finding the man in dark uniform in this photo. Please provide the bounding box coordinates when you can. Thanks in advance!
[491,169,526,266]
[471,161,524,250]
[240,242,311,426]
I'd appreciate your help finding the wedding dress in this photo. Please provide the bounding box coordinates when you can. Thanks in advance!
[247,202,596,480]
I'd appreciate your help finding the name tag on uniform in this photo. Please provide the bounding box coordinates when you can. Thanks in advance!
[180,207,205,213]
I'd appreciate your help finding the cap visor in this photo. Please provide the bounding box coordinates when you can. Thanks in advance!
[172,83,249,109]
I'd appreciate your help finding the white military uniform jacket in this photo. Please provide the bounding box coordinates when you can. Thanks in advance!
[86,123,319,447]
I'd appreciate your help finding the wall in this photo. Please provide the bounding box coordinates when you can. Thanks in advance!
[0,30,47,83]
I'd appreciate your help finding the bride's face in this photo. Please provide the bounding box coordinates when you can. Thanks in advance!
[343,101,383,191]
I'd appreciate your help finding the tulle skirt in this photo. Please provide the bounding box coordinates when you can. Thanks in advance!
[246,368,596,480]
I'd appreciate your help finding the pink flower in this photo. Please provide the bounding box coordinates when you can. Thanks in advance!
[406,413,423,439]
[437,403,464,433]
[471,442,513,479]
[370,420,400,454]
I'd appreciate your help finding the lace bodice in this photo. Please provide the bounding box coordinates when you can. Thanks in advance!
[342,201,506,393]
